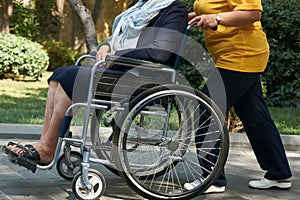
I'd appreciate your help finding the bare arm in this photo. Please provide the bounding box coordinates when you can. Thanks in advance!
[189,10,262,30]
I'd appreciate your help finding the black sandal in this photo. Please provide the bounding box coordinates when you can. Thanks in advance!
[2,142,50,173]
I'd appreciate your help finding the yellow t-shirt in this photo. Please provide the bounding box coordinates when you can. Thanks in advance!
[194,0,270,72]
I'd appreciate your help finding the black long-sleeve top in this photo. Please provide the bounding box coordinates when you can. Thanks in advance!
[113,0,188,67]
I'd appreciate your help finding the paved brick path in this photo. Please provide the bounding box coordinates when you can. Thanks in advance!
[0,138,299,200]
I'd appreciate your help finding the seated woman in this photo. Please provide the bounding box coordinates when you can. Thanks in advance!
[3,0,188,167]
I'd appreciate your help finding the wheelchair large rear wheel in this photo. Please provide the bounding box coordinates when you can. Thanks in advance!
[113,84,229,199]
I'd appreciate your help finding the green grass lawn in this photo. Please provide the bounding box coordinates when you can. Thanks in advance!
[0,72,299,135]
[269,107,300,135]
[0,72,50,124]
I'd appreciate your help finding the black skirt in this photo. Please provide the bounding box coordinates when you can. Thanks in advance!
[48,65,128,102]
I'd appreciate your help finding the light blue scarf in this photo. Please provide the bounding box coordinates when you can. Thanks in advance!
[108,0,176,51]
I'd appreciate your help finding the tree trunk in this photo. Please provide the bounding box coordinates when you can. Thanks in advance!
[0,0,13,33]
[92,0,103,25]
[68,0,98,53]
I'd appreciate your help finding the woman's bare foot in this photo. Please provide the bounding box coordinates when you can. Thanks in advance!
[31,143,54,163]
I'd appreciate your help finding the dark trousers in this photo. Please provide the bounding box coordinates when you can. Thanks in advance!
[201,68,292,186]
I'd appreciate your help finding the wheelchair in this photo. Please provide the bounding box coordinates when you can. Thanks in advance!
[35,24,229,200]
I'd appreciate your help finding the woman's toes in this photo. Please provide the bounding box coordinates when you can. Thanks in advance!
[7,145,23,155]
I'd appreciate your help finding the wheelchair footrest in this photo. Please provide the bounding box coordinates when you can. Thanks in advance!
[7,153,37,173]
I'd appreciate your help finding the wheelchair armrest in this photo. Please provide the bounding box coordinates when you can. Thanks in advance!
[105,55,167,69]
[75,54,96,66]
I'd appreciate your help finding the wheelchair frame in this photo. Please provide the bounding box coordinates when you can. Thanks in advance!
[32,23,229,200]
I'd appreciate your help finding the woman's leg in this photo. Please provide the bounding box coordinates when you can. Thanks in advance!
[198,68,267,187]
[41,80,59,141]
[8,80,72,162]
[234,78,292,180]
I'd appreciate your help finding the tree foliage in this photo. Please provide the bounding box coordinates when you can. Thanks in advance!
[261,0,300,107]
[35,0,61,40]
[9,1,39,40]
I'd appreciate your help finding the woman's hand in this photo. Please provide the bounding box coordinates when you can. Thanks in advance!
[96,44,116,68]
[188,13,218,30]
[188,10,262,29]
[96,44,111,61]
[188,12,197,20]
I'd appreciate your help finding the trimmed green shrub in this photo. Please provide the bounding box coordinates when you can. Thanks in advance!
[0,33,49,80]
[42,40,81,71]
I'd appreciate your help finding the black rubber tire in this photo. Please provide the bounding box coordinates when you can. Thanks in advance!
[56,151,82,180]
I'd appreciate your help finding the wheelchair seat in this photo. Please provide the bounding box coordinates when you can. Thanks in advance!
[94,55,176,101]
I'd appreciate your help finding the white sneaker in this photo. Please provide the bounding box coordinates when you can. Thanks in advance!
[184,179,202,190]
[204,185,225,194]
[184,179,225,194]
[249,177,292,189]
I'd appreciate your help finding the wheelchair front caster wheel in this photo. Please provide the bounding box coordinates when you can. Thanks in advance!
[72,169,106,200]
[56,151,82,180]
